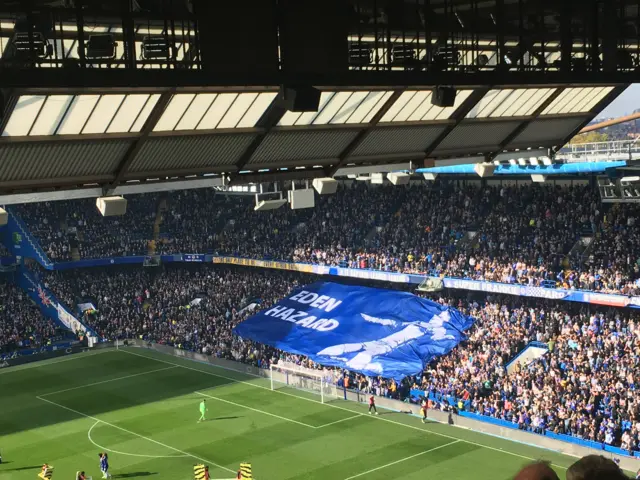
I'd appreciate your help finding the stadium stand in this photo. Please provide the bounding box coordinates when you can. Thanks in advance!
[0,278,59,354]
[38,264,640,453]
[14,182,640,294]
[14,194,159,261]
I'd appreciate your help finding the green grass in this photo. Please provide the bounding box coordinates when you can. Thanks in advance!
[0,348,580,480]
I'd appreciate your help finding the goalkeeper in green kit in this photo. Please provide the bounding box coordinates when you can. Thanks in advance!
[198,399,207,423]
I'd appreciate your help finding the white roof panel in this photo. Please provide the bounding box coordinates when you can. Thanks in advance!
[154,92,274,131]
[196,94,237,130]
[236,92,277,127]
[541,86,615,115]
[2,95,46,137]
[57,95,100,135]
[130,94,161,132]
[380,89,471,123]
[175,93,216,130]
[107,94,151,133]
[217,93,259,128]
[30,95,74,136]
[83,95,126,134]
[278,91,392,126]
[1,93,157,137]
[467,88,556,118]
[278,92,334,126]
[154,94,195,131]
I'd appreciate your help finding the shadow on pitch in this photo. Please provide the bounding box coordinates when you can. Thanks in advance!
[213,415,241,421]
[0,464,43,472]
[113,472,158,478]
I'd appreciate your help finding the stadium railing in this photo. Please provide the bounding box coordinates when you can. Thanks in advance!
[25,252,640,309]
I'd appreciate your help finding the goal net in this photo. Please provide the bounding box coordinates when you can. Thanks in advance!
[270,364,340,403]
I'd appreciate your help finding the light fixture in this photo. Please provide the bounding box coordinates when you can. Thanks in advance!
[11,32,53,59]
[517,158,527,166]
[541,157,552,166]
[476,54,489,67]
[84,34,117,60]
[509,159,517,165]
[493,160,501,166]
[529,157,539,166]
[142,35,173,60]
[348,44,372,66]
[391,45,416,65]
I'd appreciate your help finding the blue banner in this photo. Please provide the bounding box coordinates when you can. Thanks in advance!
[183,254,205,262]
[233,282,473,380]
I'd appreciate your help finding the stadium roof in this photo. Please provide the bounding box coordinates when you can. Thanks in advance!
[0,83,625,194]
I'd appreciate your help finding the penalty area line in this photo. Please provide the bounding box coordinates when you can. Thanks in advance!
[36,395,235,475]
[343,440,461,480]
[195,391,318,429]
[315,414,362,429]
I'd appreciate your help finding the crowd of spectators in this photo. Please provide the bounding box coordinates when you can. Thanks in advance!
[0,278,59,354]
[11,181,640,294]
[14,194,159,261]
[39,264,640,453]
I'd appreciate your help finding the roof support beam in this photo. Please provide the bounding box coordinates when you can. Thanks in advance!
[422,88,490,159]
[554,85,630,153]
[107,89,174,191]
[326,89,404,177]
[228,100,287,185]
[487,87,566,161]
[2,68,632,90]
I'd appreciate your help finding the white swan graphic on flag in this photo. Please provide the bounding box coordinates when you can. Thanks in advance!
[315,312,455,374]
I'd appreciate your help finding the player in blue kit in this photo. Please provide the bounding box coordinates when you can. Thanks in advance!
[98,452,111,479]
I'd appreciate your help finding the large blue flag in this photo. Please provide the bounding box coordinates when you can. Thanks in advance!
[233,282,473,380]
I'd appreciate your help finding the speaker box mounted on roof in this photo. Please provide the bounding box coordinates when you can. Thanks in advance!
[278,86,321,112]
[432,86,456,107]
[312,178,338,195]
[96,196,127,217]
[474,163,495,178]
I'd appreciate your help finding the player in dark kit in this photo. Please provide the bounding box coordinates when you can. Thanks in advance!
[368,395,379,415]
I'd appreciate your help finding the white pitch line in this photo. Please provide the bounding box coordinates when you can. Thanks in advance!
[36,395,235,475]
[118,349,568,470]
[316,414,362,429]
[195,391,317,429]
[343,440,461,480]
[0,349,111,375]
[88,420,189,459]
[40,366,178,397]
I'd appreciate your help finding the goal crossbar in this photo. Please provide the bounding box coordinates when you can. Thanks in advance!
[269,364,338,403]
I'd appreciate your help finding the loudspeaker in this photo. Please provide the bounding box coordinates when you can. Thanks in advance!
[0,207,7,226]
[287,188,315,209]
[474,163,495,178]
[96,197,127,216]
[432,86,456,107]
[279,86,321,112]
[312,178,338,195]
[254,199,287,211]
[387,172,410,186]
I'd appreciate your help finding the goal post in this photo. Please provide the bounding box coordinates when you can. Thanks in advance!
[269,364,340,403]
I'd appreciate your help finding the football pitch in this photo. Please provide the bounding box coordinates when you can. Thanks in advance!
[1,348,580,480]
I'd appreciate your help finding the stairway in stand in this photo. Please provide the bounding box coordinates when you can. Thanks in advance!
[149,195,168,255]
